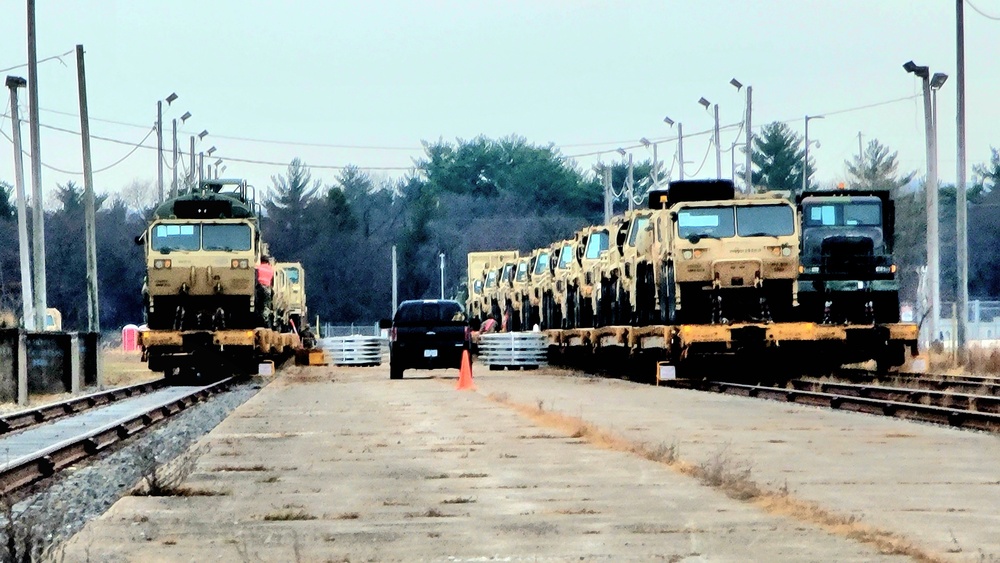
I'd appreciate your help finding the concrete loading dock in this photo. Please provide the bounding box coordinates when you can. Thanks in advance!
[64,363,995,561]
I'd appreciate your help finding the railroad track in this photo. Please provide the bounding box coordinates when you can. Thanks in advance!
[666,378,1000,433]
[0,379,168,436]
[829,369,1000,395]
[0,378,231,495]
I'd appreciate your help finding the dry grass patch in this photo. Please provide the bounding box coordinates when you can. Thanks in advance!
[405,508,451,518]
[458,472,488,478]
[262,509,316,521]
[425,473,450,480]
[441,497,475,504]
[487,393,942,563]
[335,512,360,520]
[212,465,269,472]
[554,508,598,515]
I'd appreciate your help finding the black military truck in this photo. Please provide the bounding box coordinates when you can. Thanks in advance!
[796,189,900,324]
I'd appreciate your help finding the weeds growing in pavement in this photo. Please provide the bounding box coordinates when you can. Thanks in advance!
[133,444,212,497]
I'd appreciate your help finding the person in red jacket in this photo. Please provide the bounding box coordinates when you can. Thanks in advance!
[256,256,275,327]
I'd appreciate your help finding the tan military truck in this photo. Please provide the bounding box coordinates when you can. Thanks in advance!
[644,181,799,324]
[594,210,653,326]
[466,251,518,325]
[561,226,610,329]
[526,246,554,329]
[494,258,519,330]
[510,255,535,330]
[548,239,576,329]
[273,262,307,332]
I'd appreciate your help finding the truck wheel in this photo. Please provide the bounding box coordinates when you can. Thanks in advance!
[390,364,404,380]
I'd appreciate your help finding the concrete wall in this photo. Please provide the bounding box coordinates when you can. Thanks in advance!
[0,330,101,403]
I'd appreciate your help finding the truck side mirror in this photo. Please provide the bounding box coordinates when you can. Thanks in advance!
[378,319,392,330]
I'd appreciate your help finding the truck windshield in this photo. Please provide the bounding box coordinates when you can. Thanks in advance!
[394,301,466,324]
[515,262,529,282]
[677,207,736,239]
[151,223,200,251]
[533,252,550,275]
[203,224,252,251]
[736,205,795,237]
[485,271,497,288]
[473,279,483,294]
[558,244,573,269]
[285,268,300,283]
[628,215,651,246]
[804,201,882,227]
[584,231,609,260]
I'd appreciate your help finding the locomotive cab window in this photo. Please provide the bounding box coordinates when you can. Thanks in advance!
[677,207,736,239]
[203,224,252,251]
[736,205,795,237]
[152,223,200,252]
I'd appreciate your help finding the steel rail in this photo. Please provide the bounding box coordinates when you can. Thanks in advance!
[0,378,169,436]
[667,380,1000,433]
[828,369,1000,395]
[0,377,231,495]
[786,379,1000,414]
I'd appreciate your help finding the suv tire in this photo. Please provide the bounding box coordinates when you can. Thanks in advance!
[390,364,404,380]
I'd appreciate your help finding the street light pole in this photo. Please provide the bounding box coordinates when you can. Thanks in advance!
[905,60,939,346]
[698,98,721,179]
[803,115,823,193]
[439,253,445,299]
[956,0,969,355]
[664,116,684,180]
[6,75,34,329]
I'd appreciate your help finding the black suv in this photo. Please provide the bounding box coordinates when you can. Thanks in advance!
[386,300,471,380]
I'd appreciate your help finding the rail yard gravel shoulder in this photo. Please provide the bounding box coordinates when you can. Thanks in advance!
[3,378,263,559]
[59,364,927,562]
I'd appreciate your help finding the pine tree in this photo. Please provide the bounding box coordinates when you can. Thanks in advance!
[751,122,809,194]
[844,139,913,193]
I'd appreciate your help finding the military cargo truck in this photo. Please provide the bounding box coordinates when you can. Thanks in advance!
[466,250,518,324]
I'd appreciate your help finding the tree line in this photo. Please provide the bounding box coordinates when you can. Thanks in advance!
[1,128,1000,331]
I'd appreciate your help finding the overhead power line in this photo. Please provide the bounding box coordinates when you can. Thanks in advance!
[966,0,1000,20]
[0,48,73,74]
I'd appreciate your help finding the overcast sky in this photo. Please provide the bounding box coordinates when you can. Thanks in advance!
[0,1,997,205]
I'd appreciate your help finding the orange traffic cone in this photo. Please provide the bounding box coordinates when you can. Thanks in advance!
[456,349,475,391]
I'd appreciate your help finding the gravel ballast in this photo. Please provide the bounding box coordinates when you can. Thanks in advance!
[0,380,262,560]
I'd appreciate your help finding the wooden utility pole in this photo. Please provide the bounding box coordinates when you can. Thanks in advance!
[27,0,47,331]
[956,0,969,354]
[6,76,34,330]
[76,45,99,332]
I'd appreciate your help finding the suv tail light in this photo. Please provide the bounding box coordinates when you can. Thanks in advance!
[464,326,472,342]
[390,327,397,342]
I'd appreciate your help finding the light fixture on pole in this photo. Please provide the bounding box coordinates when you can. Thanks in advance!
[198,129,209,140]
[214,158,223,179]
[731,78,753,194]
[664,115,684,180]
[904,59,939,347]
[156,92,177,202]
[640,137,658,188]
[206,146,217,157]
[699,97,722,179]
[617,148,634,212]
[802,115,824,193]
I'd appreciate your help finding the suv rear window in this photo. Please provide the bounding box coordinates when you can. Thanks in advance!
[394,301,467,324]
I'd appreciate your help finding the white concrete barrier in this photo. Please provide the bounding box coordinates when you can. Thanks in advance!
[478,332,547,369]
[322,336,382,366]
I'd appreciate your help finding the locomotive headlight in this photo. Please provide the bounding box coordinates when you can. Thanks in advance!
[682,250,693,260]
[154,259,171,269]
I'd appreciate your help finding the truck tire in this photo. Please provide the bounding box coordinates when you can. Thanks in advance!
[390,364,404,380]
